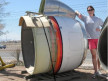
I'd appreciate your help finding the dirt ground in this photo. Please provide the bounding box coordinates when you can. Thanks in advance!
[0,66,107,81]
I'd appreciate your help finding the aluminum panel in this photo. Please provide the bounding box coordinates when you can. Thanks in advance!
[54,16,87,72]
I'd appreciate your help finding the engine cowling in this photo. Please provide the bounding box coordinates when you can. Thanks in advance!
[98,17,108,70]
[19,15,88,75]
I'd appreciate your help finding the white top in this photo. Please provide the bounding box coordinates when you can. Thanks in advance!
[81,15,103,39]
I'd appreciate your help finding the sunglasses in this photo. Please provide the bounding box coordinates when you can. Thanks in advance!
[87,9,94,11]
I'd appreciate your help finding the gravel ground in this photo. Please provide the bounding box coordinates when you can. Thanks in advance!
[0,66,107,81]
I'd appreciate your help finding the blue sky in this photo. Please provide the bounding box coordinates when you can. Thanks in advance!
[0,0,107,41]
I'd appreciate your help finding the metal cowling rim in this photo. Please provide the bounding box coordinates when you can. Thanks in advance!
[49,16,63,73]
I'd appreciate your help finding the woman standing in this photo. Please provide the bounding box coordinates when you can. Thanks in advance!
[75,6,103,78]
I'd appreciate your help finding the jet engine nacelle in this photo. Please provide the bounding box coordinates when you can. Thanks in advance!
[19,0,88,75]
[19,15,88,74]
[98,17,108,71]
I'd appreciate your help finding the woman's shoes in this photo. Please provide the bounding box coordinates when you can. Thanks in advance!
[92,71,102,79]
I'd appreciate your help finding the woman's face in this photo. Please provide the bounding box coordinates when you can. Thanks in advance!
[87,7,94,16]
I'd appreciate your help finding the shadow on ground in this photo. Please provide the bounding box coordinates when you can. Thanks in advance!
[29,70,106,81]
[0,66,107,81]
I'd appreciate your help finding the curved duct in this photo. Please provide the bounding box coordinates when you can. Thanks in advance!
[19,0,88,75]
[19,15,88,75]
[98,17,108,70]
[39,0,76,19]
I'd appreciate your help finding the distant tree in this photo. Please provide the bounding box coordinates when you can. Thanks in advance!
[0,0,9,36]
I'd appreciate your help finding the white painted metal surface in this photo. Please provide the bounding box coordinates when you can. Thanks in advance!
[54,16,87,73]
[19,16,50,28]
[32,28,51,74]
[19,0,88,75]
[20,15,88,75]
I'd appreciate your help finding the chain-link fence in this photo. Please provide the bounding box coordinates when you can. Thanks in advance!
[0,40,93,69]
[0,41,23,65]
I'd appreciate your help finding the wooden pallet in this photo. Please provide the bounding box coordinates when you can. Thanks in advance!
[24,70,81,81]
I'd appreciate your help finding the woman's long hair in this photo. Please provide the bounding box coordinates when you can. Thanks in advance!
[87,6,95,16]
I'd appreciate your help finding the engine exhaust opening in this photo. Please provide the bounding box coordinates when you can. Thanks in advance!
[21,23,35,69]
[98,17,108,69]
